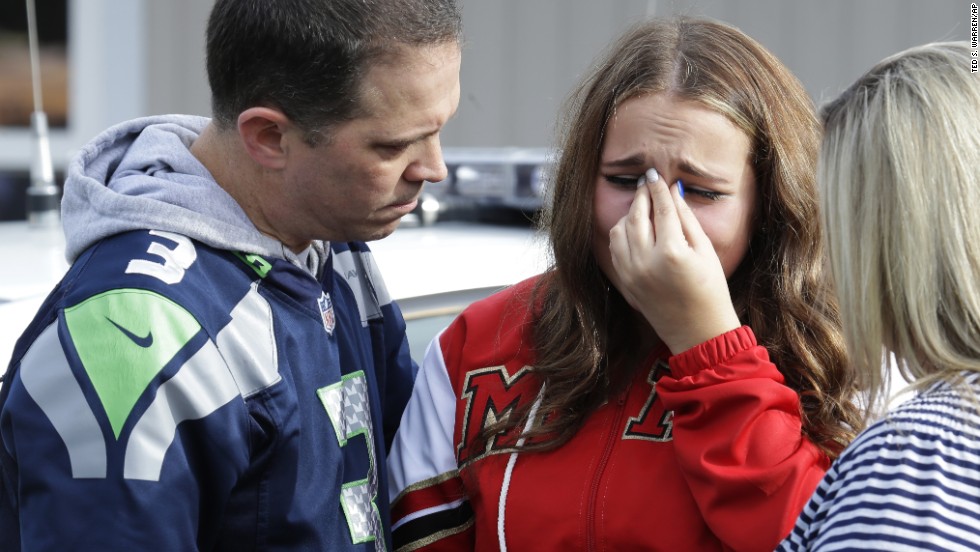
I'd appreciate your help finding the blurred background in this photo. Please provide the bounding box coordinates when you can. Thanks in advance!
[0,0,973,221]
[1,0,970,398]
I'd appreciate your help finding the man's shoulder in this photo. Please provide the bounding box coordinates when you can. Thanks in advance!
[81,228,249,279]
[63,230,258,325]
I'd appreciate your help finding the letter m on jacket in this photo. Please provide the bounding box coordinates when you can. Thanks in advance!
[455,366,538,466]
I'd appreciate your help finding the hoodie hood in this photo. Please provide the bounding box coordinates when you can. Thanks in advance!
[61,115,322,268]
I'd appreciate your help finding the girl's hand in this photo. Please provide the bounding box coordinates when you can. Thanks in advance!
[608,168,741,354]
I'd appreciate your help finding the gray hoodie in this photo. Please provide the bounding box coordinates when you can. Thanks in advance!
[61,115,322,270]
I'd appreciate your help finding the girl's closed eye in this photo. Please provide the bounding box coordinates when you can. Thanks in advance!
[681,184,724,201]
[603,174,645,188]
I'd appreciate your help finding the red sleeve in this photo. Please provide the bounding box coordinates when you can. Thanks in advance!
[656,325,830,552]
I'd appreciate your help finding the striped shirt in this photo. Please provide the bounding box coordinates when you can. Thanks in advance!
[778,372,980,551]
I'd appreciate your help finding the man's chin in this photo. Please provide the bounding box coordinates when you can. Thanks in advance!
[362,220,402,242]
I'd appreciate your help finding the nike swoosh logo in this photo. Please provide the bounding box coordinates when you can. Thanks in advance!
[107,317,154,348]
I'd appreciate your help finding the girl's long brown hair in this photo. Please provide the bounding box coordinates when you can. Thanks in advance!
[490,17,860,458]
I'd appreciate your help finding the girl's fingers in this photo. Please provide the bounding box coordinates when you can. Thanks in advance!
[623,173,653,262]
[645,168,684,245]
[671,182,711,251]
[609,215,630,269]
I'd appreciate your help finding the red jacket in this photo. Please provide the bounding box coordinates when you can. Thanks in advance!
[387,277,829,551]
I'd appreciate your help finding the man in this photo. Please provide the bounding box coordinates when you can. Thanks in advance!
[0,0,461,549]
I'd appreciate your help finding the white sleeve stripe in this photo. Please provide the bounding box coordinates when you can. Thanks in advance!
[216,283,281,398]
[20,322,107,478]
[124,341,239,481]
[391,498,467,531]
[388,328,459,502]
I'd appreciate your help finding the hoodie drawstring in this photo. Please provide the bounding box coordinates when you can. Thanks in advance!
[497,384,546,552]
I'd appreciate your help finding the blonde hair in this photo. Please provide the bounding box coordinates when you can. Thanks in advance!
[820,42,980,415]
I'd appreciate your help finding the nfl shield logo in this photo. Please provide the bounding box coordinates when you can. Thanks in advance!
[318,292,336,336]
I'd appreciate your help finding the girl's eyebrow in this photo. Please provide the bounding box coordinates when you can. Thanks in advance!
[601,153,646,168]
[676,159,728,183]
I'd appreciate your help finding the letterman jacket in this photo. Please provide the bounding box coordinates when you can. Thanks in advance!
[388,276,830,552]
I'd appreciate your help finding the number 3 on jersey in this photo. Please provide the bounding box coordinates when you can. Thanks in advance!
[125,230,197,284]
[318,371,385,552]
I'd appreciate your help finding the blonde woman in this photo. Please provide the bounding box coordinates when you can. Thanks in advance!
[779,41,980,550]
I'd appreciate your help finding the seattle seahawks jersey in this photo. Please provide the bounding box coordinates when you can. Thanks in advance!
[0,229,415,551]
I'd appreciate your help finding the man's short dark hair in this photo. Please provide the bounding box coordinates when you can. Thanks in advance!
[205,0,462,143]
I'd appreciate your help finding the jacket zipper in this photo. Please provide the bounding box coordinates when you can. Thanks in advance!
[585,385,631,552]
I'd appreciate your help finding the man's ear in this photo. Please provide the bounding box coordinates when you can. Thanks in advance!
[238,107,291,170]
